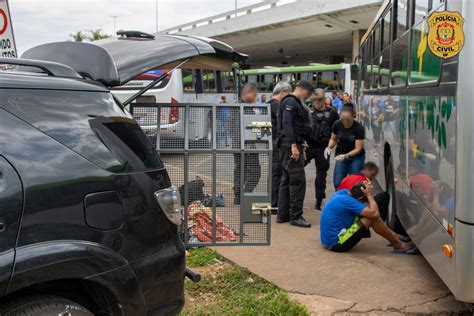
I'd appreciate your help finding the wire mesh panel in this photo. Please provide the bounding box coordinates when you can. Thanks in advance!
[130,104,159,148]
[130,103,271,246]
[159,105,186,150]
[215,153,241,244]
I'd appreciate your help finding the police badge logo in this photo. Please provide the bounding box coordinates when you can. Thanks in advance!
[428,11,465,59]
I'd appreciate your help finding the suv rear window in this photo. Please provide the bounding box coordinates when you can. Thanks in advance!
[3,89,163,173]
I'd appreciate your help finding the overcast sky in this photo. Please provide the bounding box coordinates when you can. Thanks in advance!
[9,0,260,54]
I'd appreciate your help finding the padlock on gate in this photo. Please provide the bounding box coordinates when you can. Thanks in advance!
[246,121,272,140]
[251,203,276,224]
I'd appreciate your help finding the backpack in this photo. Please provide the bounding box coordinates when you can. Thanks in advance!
[178,176,205,205]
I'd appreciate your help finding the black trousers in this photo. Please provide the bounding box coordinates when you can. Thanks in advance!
[305,145,330,201]
[271,150,282,208]
[233,153,261,202]
[277,144,306,221]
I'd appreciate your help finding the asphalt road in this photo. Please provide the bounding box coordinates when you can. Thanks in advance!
[211,160,470,315]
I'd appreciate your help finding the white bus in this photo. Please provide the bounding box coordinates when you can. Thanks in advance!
[358,0,474,305]
[112,68,239,147]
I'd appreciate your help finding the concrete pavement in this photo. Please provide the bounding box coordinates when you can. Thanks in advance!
[214,162,470,315]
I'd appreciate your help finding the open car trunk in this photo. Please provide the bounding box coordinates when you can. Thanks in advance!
[21,34,248,87]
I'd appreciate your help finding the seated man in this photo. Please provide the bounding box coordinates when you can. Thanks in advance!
[320,182,414,254]
[337,162,379,191]
[336,162,389,221]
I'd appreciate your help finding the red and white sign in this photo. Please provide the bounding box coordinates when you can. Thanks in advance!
[0,0,16,58]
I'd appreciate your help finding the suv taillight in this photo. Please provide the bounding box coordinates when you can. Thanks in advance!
[154,186,182,225]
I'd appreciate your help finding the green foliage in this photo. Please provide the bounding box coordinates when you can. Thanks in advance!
[88,29,111,41]
[69,31,87,42]
[69,29,111,42]
[187,247,224,268]
[182,248,308,315]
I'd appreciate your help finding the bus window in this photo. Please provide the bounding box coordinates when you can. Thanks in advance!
[382,8,392,50]
[202,70,216,92]
[391,32,409,86]
[413,0,430,26]
[432,0,444,11]
[380,49,390,88]
[409,19,442,84]
[263,74,274,92]
[395,0,409,38]
[363,39,372,90]
[247,75,257,84]
[317,71,344,91]
[300,72,311,81]
[182,69,194,91]
[222,72,235,92]
[374,22,382,56]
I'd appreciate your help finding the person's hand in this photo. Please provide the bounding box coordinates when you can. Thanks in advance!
[335,154,346,161]
[361,181,374,197]
[324,147,332,160]
[291,144,300,161]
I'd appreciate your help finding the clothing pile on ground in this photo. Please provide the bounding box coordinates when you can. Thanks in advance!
[185,201,239,243]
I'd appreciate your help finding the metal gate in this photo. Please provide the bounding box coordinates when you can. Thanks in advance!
[130,103,272,246]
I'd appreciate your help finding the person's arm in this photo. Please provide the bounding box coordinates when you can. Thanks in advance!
[281,101,301,160]
[345,139,364,159]
[327,132,337,150]
[281,104,295,145]
[359,185,380,220]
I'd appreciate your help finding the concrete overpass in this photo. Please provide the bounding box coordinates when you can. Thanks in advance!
[159,0,383,68]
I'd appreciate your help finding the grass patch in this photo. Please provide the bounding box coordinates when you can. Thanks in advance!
[186,247,224,268]
[181,248,308,315]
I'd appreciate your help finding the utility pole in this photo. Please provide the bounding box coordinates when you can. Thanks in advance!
[155,0,158,34]
[111,15,118,35]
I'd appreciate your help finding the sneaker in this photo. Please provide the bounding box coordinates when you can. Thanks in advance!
[290,217,311,228]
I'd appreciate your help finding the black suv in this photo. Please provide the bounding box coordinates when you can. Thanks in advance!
[0,33,246,315]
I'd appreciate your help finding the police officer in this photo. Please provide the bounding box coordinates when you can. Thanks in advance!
[232,83,261,204]
[276,80,314,228]
[305,88,339,211]
[269,81,292,209]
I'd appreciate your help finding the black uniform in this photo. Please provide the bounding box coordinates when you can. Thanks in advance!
[269,98,282,208]
[276,95,311,222]
[306,105,339,203]
[231,103,261,204]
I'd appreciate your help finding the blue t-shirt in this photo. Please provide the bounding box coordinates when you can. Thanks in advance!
[320,190,366,247]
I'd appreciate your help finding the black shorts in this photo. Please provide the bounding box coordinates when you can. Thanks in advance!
[330,220,371,253]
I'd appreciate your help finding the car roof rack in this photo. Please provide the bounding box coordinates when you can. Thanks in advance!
[116,30,155,40]
[0,57,82,79]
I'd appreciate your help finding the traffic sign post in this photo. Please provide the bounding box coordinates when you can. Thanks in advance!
[0,0,16,58]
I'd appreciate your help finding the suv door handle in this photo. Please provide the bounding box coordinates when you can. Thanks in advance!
[0,220,6,232]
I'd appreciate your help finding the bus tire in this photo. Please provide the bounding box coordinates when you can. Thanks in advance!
[385,156,407,236]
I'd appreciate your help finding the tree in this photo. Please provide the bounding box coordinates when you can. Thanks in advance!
[70,31,87,42]
[88,29,111,41]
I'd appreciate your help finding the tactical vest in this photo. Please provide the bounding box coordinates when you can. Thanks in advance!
[277,94,312,145]
[310,107,333,145]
